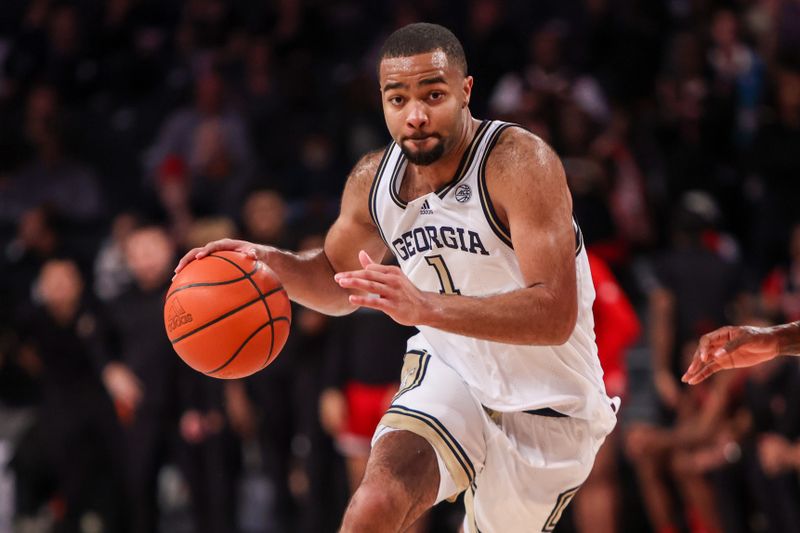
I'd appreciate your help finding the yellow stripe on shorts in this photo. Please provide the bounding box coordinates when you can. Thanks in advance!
[380,404,475,493]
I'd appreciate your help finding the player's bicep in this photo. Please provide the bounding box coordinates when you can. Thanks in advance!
[508,201,575,292]
[324,215,388,273]
[489,129,576,292]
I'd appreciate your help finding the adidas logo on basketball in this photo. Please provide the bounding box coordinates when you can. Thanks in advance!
[166,297,193,332]
[420,199,434,215]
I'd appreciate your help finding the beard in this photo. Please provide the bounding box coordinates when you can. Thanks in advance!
[400,135,445,166]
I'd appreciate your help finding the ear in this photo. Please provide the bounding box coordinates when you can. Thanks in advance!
[462,75,474,108]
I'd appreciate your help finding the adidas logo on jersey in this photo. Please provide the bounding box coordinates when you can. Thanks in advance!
[420,199,434,215]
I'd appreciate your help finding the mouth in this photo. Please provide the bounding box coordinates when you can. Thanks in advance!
[404,134,438,145]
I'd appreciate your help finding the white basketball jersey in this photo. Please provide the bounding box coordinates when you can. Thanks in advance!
[369,120,615,424]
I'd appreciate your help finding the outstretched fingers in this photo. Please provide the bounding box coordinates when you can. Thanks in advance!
[683,327,736,384]
[335,267,395,294]
[685,360,723,384]
[696,326,734,362]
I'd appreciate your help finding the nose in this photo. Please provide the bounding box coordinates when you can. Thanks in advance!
[406,101,428,130]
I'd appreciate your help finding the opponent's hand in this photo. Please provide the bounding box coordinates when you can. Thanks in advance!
[174,238,265,275]
[334,250,430,326]
[682,325,780,385]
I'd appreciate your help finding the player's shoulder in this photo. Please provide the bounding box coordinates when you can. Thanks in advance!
[487,125,562,181]
[340,147,387,216]
[347,148,386,191]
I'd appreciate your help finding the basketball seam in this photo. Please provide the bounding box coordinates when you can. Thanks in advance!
[204,316,291,376]
[169,286,285,345]
[208,253,283,366]
[166,265,259,299]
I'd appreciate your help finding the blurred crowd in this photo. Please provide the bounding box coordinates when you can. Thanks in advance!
[1,0,800,532]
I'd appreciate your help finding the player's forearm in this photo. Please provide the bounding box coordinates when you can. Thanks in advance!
[419,286,576,345]
[772,321,800,355]
[263,247,357,316]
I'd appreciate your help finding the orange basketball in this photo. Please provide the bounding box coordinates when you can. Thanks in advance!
[164,251,291,379]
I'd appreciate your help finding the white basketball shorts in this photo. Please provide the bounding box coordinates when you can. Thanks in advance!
[372,350,616,533]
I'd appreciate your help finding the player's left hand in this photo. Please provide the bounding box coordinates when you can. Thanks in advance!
[334,250,431,326]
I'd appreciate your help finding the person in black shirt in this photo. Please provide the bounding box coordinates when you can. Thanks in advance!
[320,307,415,495]
[87,225,181,533]
[17,258,125,532]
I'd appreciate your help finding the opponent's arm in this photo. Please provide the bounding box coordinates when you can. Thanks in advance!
[174,151,388,316]
[336,128,579,345]
[682,321,800,384]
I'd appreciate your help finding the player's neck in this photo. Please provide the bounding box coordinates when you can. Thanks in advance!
[409,115,479,191]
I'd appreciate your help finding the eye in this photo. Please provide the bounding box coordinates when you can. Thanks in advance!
[429,91,444,101]
[389,95,404,106]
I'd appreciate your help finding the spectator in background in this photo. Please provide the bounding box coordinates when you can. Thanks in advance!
[155,155,195,247]
[243,234,335,533]
[280,130,343,200]
[573,251,640,533]
[93,212,138,302]
[146,66,255,220]
[749,57,800,276]
[15,259,126,532]
[742,356,800,533]
[706,9,764,147]
[655,29,719,203]
[87,225,181,533]
[319,308,415,496]
[175,217,247,533]
[649,191,741,413]
[489,20,609,134]
[2,3,98,105]
[629,340,748,533]
[182,216,237,257]
[460,0,521,115]
[589,108,654,252]
[760,222,800,323]
[235,198,338,532]
[564,158,619,259]
[626,191,743,533]
[0,85,104,226]
[0,207,62,324]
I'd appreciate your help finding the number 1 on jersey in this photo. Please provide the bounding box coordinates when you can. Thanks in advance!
[425,255,461,295]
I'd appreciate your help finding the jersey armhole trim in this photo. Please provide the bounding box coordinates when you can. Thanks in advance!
[369,142,395,250]
[437,119,492,199]
[573,215,585,256]
[477,123,515,248]
[388,153,408,209]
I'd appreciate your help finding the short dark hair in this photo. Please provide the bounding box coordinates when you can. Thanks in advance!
[379,23,467,76]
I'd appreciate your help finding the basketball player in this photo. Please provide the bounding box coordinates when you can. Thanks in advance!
[683,321,800,384]
[176,23,617,533]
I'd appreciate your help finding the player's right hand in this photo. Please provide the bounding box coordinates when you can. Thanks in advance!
[681,325,781,385]
[174,238,264,275]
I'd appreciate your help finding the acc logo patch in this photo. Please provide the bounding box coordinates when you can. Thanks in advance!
[455,184,471,203]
